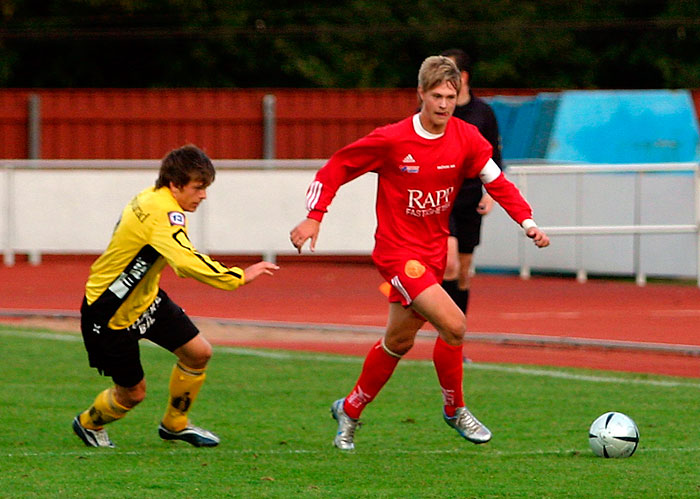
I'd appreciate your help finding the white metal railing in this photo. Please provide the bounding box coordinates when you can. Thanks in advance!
[508,162,700,287]
[1,159,326,267]
[0,159,327,171]
[2,160,699,287]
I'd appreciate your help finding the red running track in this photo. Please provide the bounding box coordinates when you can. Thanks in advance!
[1,255,699,378]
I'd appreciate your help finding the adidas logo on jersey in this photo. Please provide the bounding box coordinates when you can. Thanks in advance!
[402,154,416,163]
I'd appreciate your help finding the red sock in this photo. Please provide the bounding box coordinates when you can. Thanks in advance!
[344,339,400,419]
[433,336,465,417]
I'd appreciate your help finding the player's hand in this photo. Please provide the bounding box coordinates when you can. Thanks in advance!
[526,227,550,248]
[290,218,320,253]
[476,193,494,215]
[243,261,279,283]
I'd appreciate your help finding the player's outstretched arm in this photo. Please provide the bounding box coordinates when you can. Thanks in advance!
[526,227,550,248]
[289,218,320,254]
[243,261,280,283]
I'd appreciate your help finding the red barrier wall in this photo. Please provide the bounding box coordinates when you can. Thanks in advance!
[3,89,272,159]
[2,89,417,159]
[0,87,616,160]
[0,90,29,159]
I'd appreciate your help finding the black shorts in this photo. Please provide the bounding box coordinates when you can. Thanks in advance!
[449,180,484,254]
[80,289,199,388]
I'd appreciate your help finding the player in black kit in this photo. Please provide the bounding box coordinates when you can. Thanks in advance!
[440,48,504,315]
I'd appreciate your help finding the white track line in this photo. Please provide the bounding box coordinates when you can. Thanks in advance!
[3,308,700,355]
[3,328,700,388]
[2,328,700,460]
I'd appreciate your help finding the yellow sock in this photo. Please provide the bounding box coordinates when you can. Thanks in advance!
[79,387,130,430]
[162,362,206,432]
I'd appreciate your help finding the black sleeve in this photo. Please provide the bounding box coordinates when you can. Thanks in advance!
[480,104,503,170]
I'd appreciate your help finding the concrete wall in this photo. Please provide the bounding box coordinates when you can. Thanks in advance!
[0,167,376,256]
[2,164,697,280]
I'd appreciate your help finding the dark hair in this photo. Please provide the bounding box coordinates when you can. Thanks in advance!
[155,144,215,189]
[440,48,472,74]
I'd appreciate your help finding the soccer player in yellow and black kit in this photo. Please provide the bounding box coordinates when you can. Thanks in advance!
[73,144,278,448]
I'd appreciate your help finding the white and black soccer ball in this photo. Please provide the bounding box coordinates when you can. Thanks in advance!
[588,411,639,458]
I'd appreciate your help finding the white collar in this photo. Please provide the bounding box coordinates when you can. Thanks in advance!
[412,113,444,140]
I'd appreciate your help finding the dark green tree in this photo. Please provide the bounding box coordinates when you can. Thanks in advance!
[1,0,699,88]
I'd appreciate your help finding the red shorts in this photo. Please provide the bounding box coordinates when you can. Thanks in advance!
[372,252,445,306]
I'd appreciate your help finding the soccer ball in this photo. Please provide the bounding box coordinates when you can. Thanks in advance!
[588,412,639,458]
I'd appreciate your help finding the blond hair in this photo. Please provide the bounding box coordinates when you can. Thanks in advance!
[417,55,461,98]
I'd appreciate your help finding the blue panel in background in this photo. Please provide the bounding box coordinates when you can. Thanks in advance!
[489,94,560,162]
[545,90,700,164]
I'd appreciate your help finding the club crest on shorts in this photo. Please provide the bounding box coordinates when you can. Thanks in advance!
[404,259,426,279]
[168,211,186,226]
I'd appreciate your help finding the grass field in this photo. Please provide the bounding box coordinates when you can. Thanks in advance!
[2,325,700,498]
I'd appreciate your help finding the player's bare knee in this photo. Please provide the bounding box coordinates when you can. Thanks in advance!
[191,345,212,366]
[457,268,472,290]
[441,318,466,345]
[444,262,460,281]
[116,382,146,408]
[385,337,413,356]
[177,339,212,369]
[127,391,146,406]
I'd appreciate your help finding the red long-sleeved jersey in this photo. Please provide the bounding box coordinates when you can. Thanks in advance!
[306,114,533,264]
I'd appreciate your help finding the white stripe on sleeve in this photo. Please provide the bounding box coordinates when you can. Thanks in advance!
[306,181,322,211]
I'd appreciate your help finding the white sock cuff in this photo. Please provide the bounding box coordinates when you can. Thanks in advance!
[381,338,403,359]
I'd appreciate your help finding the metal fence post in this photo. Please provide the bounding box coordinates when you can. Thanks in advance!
[575,172,587,283]
[26,94,44,264]
[262,94,276,161]
[633,172,646,286]
[262,94,278,264]
[28,93,41,160]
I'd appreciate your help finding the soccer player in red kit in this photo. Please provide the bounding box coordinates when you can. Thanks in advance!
[290,55,550,450]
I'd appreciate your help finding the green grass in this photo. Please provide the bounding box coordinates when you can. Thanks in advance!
[2,325,700,497]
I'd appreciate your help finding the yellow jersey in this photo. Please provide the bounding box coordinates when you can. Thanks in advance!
[85,186,245,329]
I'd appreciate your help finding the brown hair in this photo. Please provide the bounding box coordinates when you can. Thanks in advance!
[417,55,461,100]
[155,144,215,189]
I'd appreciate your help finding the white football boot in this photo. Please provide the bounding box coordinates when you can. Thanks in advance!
[158,422,220,447]
[72,415,115,448]
[331,398,360,450]
[443,406,492,444]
